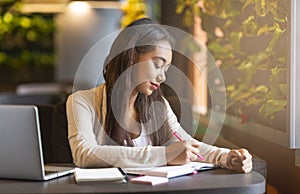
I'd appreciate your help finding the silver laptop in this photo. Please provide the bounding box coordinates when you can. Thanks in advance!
[0,105,75,181]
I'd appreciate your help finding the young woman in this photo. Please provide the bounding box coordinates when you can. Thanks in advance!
[66,18,252,173]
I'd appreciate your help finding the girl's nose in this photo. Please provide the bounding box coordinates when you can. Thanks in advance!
[156,70,166,83]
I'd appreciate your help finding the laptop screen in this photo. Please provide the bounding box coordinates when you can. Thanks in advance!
[0,105,46,180]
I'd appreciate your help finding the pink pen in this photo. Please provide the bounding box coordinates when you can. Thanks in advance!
[173,131,204,161]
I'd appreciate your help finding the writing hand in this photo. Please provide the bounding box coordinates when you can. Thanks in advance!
[166,139,201,165]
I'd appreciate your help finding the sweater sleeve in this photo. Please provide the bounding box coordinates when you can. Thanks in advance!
[66,90,167,168]
[163,98,230,168]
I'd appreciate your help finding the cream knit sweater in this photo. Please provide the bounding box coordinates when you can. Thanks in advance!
[66,84,230,168]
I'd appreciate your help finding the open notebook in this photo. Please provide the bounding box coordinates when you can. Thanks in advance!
[123,162,217,178]
[0,105,74,181]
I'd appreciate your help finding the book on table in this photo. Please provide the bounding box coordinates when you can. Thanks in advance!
[123,162,217,179]
[74,167,126,183]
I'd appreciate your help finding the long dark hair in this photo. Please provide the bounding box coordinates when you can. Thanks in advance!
[103,18,174,146]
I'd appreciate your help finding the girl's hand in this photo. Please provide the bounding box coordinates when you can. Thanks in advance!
[165,139,201,165]
[226,149,253,173]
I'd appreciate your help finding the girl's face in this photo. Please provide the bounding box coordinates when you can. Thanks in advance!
[132,41,172,96]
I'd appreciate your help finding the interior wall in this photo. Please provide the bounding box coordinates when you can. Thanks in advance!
[221,127,300,194]
[55,8,121,89]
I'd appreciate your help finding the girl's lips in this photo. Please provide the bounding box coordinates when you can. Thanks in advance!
[151,82,160,90]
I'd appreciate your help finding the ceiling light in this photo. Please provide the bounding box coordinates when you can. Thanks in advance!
[68,1,90,14]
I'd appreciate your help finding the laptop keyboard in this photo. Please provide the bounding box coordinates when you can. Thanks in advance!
[45,170,59,175]
[44,165,75,176]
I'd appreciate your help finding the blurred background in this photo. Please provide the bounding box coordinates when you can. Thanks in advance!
[0,1,299,193]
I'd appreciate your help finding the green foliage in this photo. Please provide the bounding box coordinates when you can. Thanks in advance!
[0,0,55,90]
[176,0,288,123]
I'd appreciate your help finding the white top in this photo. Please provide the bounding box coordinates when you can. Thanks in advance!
[66,84,230,168]
[132,125,151,147]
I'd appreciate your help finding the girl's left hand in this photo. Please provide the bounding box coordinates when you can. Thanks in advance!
[226,149,253,173]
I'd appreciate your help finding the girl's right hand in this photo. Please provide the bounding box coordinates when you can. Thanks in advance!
[165,139,201,165]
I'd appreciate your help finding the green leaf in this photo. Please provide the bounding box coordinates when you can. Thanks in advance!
[254,85,269,93]
[175,0,185,14]
[242,16,257,37]
[19,17,31,28]
[3,12,13,23]
[259,100,287,119]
